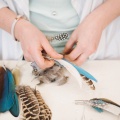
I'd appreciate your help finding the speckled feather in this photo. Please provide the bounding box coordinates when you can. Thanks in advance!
[17,86,52,120]
[16,86,40,117]
[31,62,68,86]
[80,74,95,90]
[34,90,52,120]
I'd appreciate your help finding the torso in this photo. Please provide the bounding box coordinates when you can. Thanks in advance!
[29,0,80,53]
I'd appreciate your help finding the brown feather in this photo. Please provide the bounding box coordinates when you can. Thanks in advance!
[0,67,5,98]
[34,90,52,120]
[80,74,95,90]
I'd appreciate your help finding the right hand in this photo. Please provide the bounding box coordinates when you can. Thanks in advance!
[15,19,63,69]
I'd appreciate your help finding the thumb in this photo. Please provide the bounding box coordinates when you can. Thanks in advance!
[42,40,63,59]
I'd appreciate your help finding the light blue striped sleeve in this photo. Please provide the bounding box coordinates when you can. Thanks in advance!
[0,0,8,9]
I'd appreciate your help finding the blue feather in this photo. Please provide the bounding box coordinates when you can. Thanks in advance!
[0,68,19,117]
[9,94,19,117]
[63,59,97,82]
[0,68,14,112]
[93,107,103,113]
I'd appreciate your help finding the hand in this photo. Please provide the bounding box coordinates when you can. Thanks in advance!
[64,15,102,66]
[64,0,120,66]
[15,19,63,69]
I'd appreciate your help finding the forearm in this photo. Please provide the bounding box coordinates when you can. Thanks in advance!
[0,7,17,33]
[85,0,120,30]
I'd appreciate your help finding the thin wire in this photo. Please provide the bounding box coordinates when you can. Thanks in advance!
[81,105,86,120]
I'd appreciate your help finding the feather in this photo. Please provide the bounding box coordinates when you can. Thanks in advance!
[16,86,40,117]
[91,98,120,115]
[93,107,103,113]
[34,89,52,120]
[31,62,44,76]
[0,67,19,117]
[32,62,68,86]
[56,76,68,86]
[38,76,51,84]
[17,86,52,120]
[80,74,95,90]
[9,93,19,117]
[99,98,120,107]
[22,103,39,120]
[0,68,14,112]
[12,67,21,86]
[0,67,5,98]
[63,59,97,82]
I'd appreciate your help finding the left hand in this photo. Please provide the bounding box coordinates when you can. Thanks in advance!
[64,0,120,66]
[63,15,102,66]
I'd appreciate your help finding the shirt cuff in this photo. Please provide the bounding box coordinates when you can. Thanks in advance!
[0,1,8,9]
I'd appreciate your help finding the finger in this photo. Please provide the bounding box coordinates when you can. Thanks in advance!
[64,43,84,61]
[31,49,54,69]
[72,52,90,66]
[63,36,77,54]
[63,48,74,56]
[24,53,34,62]
[42,40,63,59]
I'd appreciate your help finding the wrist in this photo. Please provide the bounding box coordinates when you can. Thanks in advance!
[14,18,30,41]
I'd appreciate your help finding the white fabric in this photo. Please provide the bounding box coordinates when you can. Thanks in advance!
[0,0,120,60]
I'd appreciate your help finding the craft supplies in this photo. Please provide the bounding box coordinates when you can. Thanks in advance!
[16,86,52,120]
[80,74,95,90]
[0,66,19,117]
[31,62,68,86]
[75,98,120,116]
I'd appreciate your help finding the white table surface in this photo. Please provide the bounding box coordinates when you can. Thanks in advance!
[0,60,120,120]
